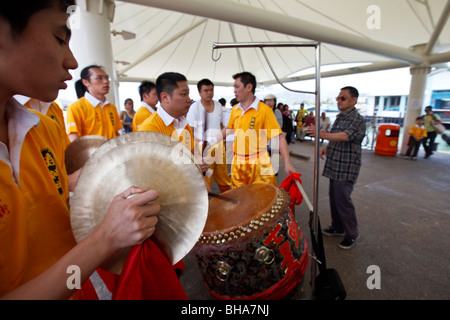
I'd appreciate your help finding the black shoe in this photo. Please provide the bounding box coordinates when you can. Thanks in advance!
[338,236,359,249]
[322,226,345,236]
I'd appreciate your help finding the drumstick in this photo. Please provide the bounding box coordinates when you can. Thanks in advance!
[208,192,238,204]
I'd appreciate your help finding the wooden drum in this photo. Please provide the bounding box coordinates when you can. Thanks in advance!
[192,183,308,300]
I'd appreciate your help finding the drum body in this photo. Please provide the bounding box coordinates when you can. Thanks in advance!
[193,183,308,300]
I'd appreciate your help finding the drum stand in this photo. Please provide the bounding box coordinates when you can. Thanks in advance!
[212,42,324,299]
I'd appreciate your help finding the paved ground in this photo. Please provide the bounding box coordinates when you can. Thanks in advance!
[180,138,450,300]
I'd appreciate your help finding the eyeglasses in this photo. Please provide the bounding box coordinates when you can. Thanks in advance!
[91,75,110,82]
[336,96,349,102]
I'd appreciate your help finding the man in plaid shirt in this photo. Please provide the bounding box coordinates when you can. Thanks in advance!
[308,86,365,249]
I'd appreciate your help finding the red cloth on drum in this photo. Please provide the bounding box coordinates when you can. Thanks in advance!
[280,173,303,209]
[111,239,188,300]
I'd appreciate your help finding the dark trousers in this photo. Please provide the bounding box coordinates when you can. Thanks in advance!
[329,179,358,239]
[422,131,437,157]
[405,136,421,157]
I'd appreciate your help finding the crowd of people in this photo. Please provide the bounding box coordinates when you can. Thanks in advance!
[262,96,331,145]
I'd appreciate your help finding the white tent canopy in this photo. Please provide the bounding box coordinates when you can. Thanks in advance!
[109,0,450,86]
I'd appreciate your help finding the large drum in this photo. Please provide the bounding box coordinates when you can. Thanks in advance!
[193,183,308,300]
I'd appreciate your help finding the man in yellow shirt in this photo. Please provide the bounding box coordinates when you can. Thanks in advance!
[138,72,209,276]
[139,73,194,149]
[223,72,296,188]
[66,65,122,141]
[295,103,308,140]
[132,81,159,132]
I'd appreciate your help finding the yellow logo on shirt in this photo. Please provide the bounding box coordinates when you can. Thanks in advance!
[249,117,256,130]
[41,148,63,195]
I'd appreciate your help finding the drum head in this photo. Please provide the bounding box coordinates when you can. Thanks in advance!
[70,131,209,274]
[204,183,278,235]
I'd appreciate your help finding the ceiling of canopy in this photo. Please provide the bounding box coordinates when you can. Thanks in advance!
[109,0,450,86]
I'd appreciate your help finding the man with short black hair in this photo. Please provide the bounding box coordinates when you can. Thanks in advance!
[67,65,122,141]
[133,81,158,131]
[187,78,231,193]
[223,71,296,188]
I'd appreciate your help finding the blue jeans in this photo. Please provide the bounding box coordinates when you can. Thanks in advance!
[329,179,359,239]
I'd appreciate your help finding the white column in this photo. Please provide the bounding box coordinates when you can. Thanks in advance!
[69,0,119,106]
[400,65,430,154]
[399,43,431,155]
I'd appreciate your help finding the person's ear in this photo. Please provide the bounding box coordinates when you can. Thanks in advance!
[160,92,170,104]
[82,78,90,88]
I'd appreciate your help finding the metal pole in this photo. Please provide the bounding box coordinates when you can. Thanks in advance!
[213,41,318,49]
[213,42,318,96]
[311,42,321,298]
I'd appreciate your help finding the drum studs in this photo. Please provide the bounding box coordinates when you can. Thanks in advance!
[215,261,231,282]
[255,246,275,264]
[197,190,287,245]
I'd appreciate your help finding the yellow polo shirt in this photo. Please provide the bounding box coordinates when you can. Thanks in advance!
[227,100,282,161]
[409,125,427,140]
[66,96,122,139]
[0,100,74,295]
[20,98,70,148]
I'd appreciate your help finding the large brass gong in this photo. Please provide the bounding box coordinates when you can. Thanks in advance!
[70,132,209,274]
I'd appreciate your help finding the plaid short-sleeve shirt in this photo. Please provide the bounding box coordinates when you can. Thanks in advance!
[323,108,366,183]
